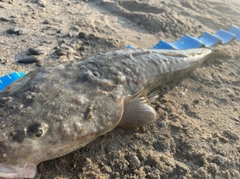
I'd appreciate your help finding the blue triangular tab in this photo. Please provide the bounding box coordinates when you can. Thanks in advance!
[195,32,221,47]
[152,40,175,49]
[170,35,204,50]
[126,45,135,49]
[0,72,26,91]
[215,29,236,44]
[228,25,240,40]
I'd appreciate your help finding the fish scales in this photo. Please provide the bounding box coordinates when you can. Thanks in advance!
[0,48,213,179]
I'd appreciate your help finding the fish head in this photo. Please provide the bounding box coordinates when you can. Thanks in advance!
[0,65,124,178]
[0,94,49,179]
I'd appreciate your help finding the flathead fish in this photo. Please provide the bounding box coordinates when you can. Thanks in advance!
[0,48,213,178]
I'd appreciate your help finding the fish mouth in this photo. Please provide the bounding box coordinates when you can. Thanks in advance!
[0,163,36,179]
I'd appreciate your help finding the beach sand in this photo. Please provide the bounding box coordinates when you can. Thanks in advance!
[0,0,240,178]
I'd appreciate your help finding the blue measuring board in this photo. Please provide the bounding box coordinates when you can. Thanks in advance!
[0,72,26,91]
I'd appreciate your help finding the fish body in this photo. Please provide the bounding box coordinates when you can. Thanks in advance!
[0,48,212,178]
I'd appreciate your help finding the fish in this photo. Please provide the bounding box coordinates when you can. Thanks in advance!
[0,48,213,179]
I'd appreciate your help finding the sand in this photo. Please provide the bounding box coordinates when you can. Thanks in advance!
[0,0,240,178]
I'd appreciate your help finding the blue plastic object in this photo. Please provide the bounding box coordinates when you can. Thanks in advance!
[170,34,204,50]
[152,40,176,49]
[195,32,221,47]
[228,25,240,40]
[129,25,240,50]
[130,25,240,50]
[126,45,135,49]
[0,72,26,91]
[215,29,236,44]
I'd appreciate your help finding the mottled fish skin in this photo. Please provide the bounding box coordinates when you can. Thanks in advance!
[0,48,212,178]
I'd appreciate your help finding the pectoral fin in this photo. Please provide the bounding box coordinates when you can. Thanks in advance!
[118,91,157,127]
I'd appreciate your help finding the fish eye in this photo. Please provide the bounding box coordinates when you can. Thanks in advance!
[27,122,48,138]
